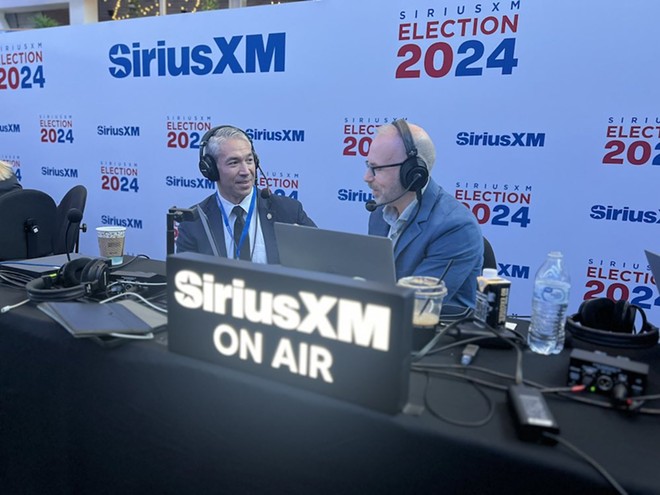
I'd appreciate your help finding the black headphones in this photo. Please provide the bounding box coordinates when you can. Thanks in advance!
[198,125,260,182]
[566,298,659,349]
[392,119,429,192]
[26,257,110,302]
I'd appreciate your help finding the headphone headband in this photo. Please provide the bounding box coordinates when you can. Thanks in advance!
[198,125,259,182]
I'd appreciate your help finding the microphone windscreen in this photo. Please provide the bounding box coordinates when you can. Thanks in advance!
[67,208,83,223]
[260,188,271,199]
[365,200,377,212]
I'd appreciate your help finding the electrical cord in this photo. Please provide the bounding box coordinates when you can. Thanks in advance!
[414,361,635,491]
[99,291,168,313]
[1,298,30,313]
[420,370,495,427]
[542,432,628,495]
[114,280,167,287]
[415,313,643,492]
[106,279,168,311]
[412,362,660,415]
[108,254,151,273]
[412,317,466,361]
[108,332,154,340]
[0,270,35,288]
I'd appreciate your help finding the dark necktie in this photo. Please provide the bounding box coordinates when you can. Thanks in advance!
[232,206,251,260]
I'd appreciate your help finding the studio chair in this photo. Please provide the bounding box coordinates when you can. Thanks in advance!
[483,236,497,270]
[0,189,57,261]
[54,185,88,255]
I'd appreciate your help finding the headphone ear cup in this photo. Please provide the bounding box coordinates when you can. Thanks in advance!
[59,257,94,287]
[612,300,636,334]
[399,157,429,192]
[80,259,109,294]
[199,154,219,182]
[393,119,428,192]
[578,297,615,330]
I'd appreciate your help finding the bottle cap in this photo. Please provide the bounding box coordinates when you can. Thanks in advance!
[482,268,498,278]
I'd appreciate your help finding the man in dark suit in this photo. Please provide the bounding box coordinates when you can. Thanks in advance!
[364,120,483,308]
[176,125,316,263]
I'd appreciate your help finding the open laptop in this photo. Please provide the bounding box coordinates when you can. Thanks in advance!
[275,223,397,285]
[645,250,660,293]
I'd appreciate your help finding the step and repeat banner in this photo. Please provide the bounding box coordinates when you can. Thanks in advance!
[2,0,658,321]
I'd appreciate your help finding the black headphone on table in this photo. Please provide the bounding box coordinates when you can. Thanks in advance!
[26,257,110,302]
[566,298,659,349]
[198,125,260,182]
[392,119,429,192]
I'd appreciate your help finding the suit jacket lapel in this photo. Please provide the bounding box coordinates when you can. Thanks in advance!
[393,182,439,258]
[257,194,279,263]
[204,196,228,258]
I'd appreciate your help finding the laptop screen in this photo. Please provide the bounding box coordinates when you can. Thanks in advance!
[275,223,397,285]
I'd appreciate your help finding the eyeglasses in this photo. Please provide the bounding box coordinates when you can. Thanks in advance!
[365,160,404,177]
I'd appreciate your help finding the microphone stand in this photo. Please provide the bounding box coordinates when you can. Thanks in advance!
[167,207,197,255]
[24,218,40,259]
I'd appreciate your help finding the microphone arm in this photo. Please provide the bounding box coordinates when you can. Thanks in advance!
[167,206,198,256]
[64,223,73,262]
[64,208,83,262]
[256,164,273,199]
[24,218,40,259]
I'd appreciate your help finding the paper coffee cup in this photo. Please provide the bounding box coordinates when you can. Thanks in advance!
[96,226,126,265]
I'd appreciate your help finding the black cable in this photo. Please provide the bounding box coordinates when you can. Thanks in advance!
[412,362,660,414]
[109,254,151,272]
[412,316,470,361]
[425,334,509,356]
[418,360,631,492]
[461,317,525,385]
[0,270,35,288]
[421,370,496,427]
[413,366,509,392]
[542,432,628,495]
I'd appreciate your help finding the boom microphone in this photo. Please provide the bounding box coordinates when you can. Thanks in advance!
[65,208,83,262]
[256,164,272,199]
[364,173,422,212]
[67,208,83,224]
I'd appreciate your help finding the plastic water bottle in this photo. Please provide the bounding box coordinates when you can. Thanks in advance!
[527,251,571,355]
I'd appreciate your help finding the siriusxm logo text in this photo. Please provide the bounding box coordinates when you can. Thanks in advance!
[0,124,20,133]
[97,125,140,137]
[174,272,391,352]
[590,205,659,224]
[337,188,373,202]
[101,215,143,229]
[166,176,216,189]
[108,33,286,78]
[245,128,304,142]
[456,132,546,147]
[498,263,530,279]
[41,167,78,178]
